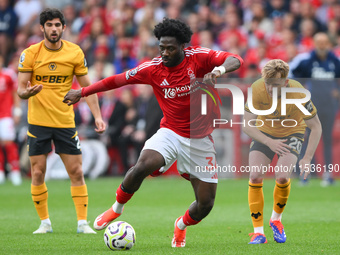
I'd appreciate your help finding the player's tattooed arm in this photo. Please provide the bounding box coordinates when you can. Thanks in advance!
[203,56,241,85]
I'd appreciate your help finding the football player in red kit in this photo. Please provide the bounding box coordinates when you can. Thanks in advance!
[64,18,243,247]
[0,54,22,185]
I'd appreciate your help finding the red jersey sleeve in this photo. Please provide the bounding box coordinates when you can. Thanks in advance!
[190,46,243,74]
[82,62,153,97]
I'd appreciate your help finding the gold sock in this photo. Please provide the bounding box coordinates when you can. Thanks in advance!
[248,182,264,228]
[31,183,49,220]
[71,185,88,221]
[273,180,291,214]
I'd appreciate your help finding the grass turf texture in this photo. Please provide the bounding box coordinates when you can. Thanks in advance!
[0,177,339,254]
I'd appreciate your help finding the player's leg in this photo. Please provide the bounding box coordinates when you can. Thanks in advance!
[27,125,53,234]
[54,127,95,234]
[59,153,95,234]
[3,141,21,185]
[270,151,297,243]
[172,134,217,247]
[30,154,53,234]
[1,117,21,185]
[94,128,176,230]
[248,150,271,244]
[172,178,217,248]
[94,149,165,230]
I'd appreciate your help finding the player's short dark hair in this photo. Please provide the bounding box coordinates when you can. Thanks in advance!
[40,8,65,27]
[153,18,193,44]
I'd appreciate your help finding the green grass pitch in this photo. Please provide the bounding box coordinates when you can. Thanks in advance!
[0,177,339,254]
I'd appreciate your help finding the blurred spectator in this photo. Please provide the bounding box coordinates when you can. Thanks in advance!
[265,0,289,17]
[165,1,182,20]
[114,38,138,73]
[103,90,127,149]
[244,63,261,82]
[326,19,339,46]
[199,30,220,51]
[118,85,162,172]
[79,15,114,66]
[250,2,273,35]
[88,45,115,82]
[27,21,43,46]
[245,17,265,49]
[299,0,325,33]
[266,10,285,58]
[61,4,84,43]
[0,0,17,65]
[14,0,42,33]
[134,0,165,29]
[290,32,340,186]
[218,12,248,53]
[43,0,73,9]
[0,54,22,185]
[298,18,316,53]
[138,37,159,63]
[186,12,200,46]
[315,0,336,26]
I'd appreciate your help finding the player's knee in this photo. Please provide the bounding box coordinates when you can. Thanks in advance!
[276,177,289,184]
[133,159,154,178]
[68,167,84,181]
[249,177,263,184]
[199,198,215,215]
[31,169,45,182]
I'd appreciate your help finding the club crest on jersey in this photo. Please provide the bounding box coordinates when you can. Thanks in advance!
[187,67,196,81]
[126,68,138,80]
[48,62,57,71]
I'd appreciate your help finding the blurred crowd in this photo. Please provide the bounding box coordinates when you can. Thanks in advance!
[1,0,340,178]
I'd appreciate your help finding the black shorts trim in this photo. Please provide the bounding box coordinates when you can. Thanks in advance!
[249,132,304,160]
[27,124,82,156]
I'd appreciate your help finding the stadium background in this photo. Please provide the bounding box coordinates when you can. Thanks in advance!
[1,0,340,179]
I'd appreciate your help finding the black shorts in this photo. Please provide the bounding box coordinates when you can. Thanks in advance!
[27,124,81,156]
[249,132,304,160]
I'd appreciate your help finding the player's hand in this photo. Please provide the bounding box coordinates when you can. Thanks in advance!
[299,158,311,180]
[94,118,106,134]
[267,139,291,156]
[63,89,82,105]
[26,81,43,97]
[203,71,219,86]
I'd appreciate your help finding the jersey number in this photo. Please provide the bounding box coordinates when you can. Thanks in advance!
[289,137,302,154]
[75,135,81,149]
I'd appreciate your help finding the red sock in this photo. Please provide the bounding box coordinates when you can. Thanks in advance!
[182,210,201,226]
[4,142,19,171]
[116,184,134,204]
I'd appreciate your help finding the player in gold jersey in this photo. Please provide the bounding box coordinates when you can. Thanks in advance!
[243,59,322,244]
[17,8,106,234]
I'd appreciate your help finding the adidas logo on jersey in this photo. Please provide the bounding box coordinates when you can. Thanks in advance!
[160,79,169,86]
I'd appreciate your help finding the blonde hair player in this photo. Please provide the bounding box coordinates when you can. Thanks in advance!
[243,59,322,244]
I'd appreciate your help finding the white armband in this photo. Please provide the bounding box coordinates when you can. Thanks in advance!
[212,66,226,76]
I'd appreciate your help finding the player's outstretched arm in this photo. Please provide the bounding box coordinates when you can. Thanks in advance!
[75,75,106,134]
[203,56,241,85]
[242,111,291,156]
[63,89,82,105]
[17,72,43,99]
[299,114,322,179]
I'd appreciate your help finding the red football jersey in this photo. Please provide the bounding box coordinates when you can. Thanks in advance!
[83,46,243,138]
[0,70,15,118]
